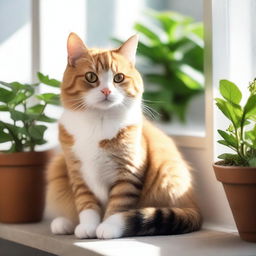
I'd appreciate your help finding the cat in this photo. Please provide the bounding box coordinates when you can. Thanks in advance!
[46,32,202,239]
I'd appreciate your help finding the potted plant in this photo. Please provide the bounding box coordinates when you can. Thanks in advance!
[114,10,204,122]
[0,73,60,223]
[213,79,256,242]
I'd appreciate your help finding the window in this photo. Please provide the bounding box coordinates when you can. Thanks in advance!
[1,0,254,230]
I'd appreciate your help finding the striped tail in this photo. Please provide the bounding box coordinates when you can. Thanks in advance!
[124,207,202,237]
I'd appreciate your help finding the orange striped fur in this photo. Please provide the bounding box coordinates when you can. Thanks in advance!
[46,33,202,239]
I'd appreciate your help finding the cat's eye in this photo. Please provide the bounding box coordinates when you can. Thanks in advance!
[85,72,98,83]
[113,73,125,83]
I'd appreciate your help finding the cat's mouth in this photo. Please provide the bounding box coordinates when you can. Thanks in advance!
[91,94,124,110]
[96,97,116,108]
[100,97,112,104]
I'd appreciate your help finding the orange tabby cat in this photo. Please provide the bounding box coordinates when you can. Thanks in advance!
[46,33,202,239]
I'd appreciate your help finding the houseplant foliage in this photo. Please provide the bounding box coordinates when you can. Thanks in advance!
[0,73,60,223]
[116,11,204,121]
[216,79,256,166]
[0,72,60,152]
[213,79,256,242]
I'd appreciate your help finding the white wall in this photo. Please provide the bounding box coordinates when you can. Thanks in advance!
[40,0,86,80]
[38,0,87,150]
[0,0,31,83]
[168,0,203,21]
[0,0,31,151]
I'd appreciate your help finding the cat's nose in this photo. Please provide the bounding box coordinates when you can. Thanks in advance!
[101,88,111,96]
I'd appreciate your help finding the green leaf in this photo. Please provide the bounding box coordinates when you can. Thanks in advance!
[0,121,23,151]
[249,158,256,167]
[245,125,256,149]
[185,33,203,48]
[176,64,204,88]
[227,124,235,133]
[218,129,237,148]
[10,110,29,121]
[244,94,256,118]
[215,98,242,128]
[245,130,255,142]
[0,129,12,143]
[182,45,203,71]
[219,80,242,104]
[0,105,8,111]
[26,104,45,114]
[218,153,246,166]
[36,115,57,123]
[36,93,60,105]
[18,127,30,137]
[0,81,14,89]
[0,88,15,103]
[9,91,33,106]
[248,115,256,122]
[33,138,47,145]
[145,74,173,91]
[37,72,61,87]
[134,23,161,43]
[217,140,229,146]
[186,22,204,38]
[151,11,191,42]
[218,153,238,161]
[28,125,47,140]
[176,69,202,90]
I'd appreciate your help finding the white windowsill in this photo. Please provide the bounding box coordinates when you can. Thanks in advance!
[0,219,256,256]
[155,121,206,149]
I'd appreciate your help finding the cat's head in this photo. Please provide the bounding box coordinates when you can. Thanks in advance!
[61,33,143,112]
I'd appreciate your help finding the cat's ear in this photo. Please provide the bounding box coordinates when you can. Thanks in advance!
[116,34,139,65]
[67,32,88,66]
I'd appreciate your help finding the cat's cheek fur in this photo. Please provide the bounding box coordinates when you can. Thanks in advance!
[96,213,125,239]
[75,209,101,239]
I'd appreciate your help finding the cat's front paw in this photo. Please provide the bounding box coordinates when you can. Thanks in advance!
[51,217,75,235]
[75,209,101,239]
[74,222,98,238]
[96,213,125,239]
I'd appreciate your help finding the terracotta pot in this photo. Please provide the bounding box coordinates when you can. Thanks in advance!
[0,150,52,223]
[213,163,256,242]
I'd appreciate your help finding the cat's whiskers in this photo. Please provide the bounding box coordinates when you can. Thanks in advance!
[142,103,160,120]
[67,97,88,111]
[66,96,86,107]
[142,99,165,104]
[122,97,159,120]
[73,101,88,111]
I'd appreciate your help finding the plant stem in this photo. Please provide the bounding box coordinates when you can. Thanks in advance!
[235,128,246,160]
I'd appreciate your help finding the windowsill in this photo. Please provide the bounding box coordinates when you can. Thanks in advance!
[154,121,206,149]
[0,219,256,256]
[156,121,205,137]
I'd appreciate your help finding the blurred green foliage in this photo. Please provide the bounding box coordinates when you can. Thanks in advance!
[116,10,204,122]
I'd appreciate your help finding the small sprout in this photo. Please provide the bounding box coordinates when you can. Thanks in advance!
[248,78,256,95]
[227,124,234,133]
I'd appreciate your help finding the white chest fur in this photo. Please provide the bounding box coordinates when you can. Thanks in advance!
[60,105,141,205]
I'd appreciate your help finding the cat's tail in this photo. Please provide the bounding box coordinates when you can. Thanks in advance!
[122,207,202,237]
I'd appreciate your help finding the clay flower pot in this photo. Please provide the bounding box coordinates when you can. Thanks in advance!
[213,163,256,242]
[0,150,52,223]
